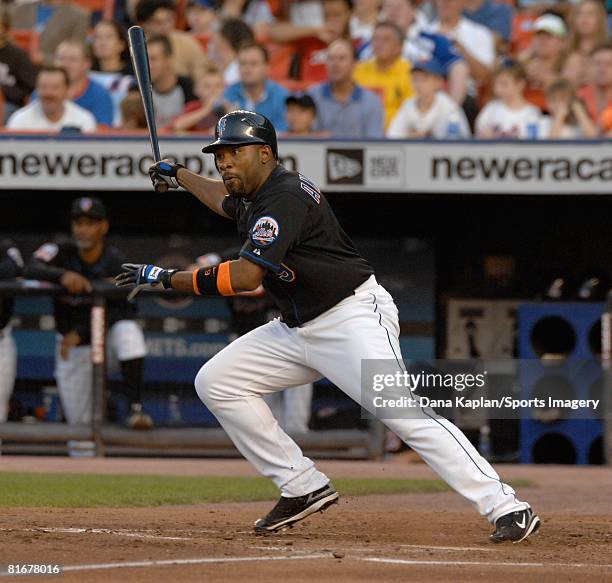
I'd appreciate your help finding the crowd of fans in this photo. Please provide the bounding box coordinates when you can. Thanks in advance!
[0,0,611,138]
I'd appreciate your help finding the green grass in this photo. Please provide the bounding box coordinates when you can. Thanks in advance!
[0,472,535,508]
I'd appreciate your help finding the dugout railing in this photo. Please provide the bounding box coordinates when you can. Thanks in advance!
[0,281,386,459]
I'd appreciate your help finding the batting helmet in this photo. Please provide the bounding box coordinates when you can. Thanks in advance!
[202,110,278,157]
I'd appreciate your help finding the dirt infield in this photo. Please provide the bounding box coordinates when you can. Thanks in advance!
[1,457,611,582]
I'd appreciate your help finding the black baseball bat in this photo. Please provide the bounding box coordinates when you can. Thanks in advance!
[127,25,168,193]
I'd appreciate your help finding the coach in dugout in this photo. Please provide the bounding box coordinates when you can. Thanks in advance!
[25,198,151,457]
[0,240,23,449]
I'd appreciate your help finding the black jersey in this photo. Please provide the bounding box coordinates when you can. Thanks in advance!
[24,240,136,343]
[0,240,24,330]
[222,165,374,327]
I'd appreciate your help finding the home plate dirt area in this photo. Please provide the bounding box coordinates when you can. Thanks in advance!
[1,458,611,582]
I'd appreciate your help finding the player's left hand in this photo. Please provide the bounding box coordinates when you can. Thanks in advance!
[115,263,177,301]
[149,160,185,190]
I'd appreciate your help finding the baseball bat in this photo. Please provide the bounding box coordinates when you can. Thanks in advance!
[127,25,168,193]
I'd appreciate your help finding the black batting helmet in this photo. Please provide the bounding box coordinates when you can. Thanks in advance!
[202,110,278,157]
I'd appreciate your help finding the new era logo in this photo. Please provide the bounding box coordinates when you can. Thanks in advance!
[326,149,364,185]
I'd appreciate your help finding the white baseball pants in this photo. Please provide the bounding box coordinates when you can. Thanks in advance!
[55,320,147,425]
[195,276,527,524]
[0,327,17,422]
[264,383,313,434]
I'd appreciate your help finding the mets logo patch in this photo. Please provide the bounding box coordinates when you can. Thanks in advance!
[250,216,279,247]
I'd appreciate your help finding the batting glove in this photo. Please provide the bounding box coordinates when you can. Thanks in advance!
[149,160,185,190]
[115,263,178,301]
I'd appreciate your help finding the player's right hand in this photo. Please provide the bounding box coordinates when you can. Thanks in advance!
[60,271,93,294]
[60,330,81,360]
[149,160,185,190]
[115,263,177,301]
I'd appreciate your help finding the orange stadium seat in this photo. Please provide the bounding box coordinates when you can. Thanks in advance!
[10,30,40,63]
[193,33,211,51]
[175,0,187,30]
[511,13,537,54]
[266,42,299,82]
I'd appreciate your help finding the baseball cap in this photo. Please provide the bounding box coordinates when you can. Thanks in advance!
[411,58,445,78]
[533,14,567,38]
[187,0,215,9]
[71,197,107,220]
[285,94,317,112]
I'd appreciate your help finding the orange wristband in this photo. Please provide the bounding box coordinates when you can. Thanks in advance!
[217,261,235,296]
[192,269,201,295]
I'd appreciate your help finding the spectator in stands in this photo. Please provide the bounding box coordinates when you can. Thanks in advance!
[264,0,325,43]
[136,0,206,79]
[220,0,276,35]
[309,38,384,137]
[351,0,383,49]
[209,18,255,85]
[284,93,320,135]
[463,0,513,53]
[119,91,148,130]
[540,78,598,138]
[430,0,496,96]
[578,41,612,132]
[475,61,541,138]
[380,0,469,106]
[10,0,89,66]
[354,21,414,127]
[148,35,197,127]
[91,21,133,76]
[266,0,354,82]
[90,21,134,127]
[6,67,97,132]
[54,40,114,127]
[387,58,470,138]
[186,0,219,35]
[224,43,289,130]
[520,14,568,110]
[0,10,37,123]
[563,0,609,88]
[172,64,229,132]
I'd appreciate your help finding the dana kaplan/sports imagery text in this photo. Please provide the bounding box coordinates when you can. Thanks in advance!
[372,395,601,412]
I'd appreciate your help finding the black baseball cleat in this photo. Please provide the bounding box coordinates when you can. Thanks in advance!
[254,483,339,533]
[490,507,541,543]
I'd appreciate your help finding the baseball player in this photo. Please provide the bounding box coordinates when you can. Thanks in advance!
[0,240,24,434]
[117,111,540,543]
[209,248,313,435]
[25,198,151,454]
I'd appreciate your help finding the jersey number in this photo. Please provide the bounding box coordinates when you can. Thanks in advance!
[299,174,321,204]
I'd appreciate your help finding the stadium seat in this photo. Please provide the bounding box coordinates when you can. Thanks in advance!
[511,13,537,54]
[193,33,211,51]
[265,42,299,82]
[10,30,41,63]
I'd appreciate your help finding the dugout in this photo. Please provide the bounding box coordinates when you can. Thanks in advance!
[1,135,611,463]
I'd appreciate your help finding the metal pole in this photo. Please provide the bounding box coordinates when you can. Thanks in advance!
[90,293,107,457]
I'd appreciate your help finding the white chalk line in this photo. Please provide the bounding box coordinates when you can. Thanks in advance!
[31,527,192,541]
[400,544,497,552]
[60,554,330,573]
[365,558,612,569]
